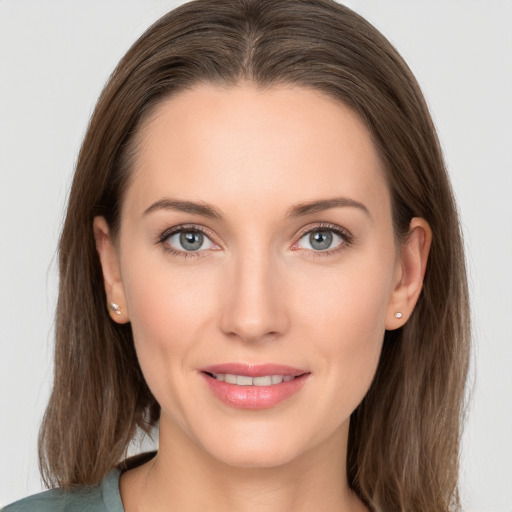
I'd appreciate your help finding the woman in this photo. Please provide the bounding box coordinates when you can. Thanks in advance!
[3,0,470,511]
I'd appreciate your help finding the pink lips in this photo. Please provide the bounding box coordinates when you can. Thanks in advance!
[200,363,310,409]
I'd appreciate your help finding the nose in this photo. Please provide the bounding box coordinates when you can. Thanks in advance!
[218,248,289,344]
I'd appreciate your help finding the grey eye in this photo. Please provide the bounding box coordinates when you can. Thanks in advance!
[166,230,214,252]
[297,229,343,251]
[309,230,332,250]
[180,231,203,251]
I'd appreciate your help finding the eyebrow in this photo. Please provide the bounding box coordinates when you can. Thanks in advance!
[143,197,371,220]
[143,199,223,219]
[285,197,371,219]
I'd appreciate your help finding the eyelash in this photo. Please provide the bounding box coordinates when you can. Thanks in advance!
[294,222,353,258]
[156,224,216,260]
[156,222,353,260]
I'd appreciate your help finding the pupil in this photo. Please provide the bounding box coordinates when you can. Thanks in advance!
[310,230,332,250]
[180,231,203,251]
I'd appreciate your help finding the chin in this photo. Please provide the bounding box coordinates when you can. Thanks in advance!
[210,442,301,469]
[195,421,317,469]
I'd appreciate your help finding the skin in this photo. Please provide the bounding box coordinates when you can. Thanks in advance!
[94,84,431,512]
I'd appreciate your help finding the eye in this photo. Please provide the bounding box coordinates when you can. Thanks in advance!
[294,224,351,254]
[160,226,217,255]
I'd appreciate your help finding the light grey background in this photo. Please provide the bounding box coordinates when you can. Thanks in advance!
[1,1,511,510]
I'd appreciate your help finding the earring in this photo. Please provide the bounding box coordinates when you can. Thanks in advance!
[109,302,121,315]
[394,312,403,319]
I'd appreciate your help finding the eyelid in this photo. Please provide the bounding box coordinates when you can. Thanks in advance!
[156,223,221,259]
[294,222,351,240]
[157,223,219,245]
[291,222,353,255]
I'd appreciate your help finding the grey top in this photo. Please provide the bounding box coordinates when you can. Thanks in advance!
[1,469,124,512]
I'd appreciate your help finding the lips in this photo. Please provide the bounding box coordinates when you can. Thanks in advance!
[200,363,310,409]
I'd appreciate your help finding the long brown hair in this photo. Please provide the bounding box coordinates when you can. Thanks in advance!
[39,1,470,510]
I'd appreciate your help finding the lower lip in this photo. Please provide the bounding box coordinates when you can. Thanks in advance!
[202,373,310,409]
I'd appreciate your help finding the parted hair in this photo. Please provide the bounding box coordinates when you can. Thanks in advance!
[39,1,470,511]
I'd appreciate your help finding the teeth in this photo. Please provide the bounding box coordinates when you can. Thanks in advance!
[213,373,296,386]
[237,375,253,386]
[224,374,237,384]
[253,376,272,386]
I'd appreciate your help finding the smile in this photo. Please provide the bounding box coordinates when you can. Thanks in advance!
[206,373,296,386]
[200,364,310,409]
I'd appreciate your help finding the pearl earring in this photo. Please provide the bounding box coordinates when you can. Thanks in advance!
[109,302,121,315]
[394,312,403,319]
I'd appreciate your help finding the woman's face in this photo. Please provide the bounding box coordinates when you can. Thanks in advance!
[102,84,404,467]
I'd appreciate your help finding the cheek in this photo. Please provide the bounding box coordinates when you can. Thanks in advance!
[309,285,386,383]
[127,265,210,345]
[121,256,219,398]
[292,251,395,403]
[296,250,394,342]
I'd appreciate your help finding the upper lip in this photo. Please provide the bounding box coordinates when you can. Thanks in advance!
[200,363,308,377]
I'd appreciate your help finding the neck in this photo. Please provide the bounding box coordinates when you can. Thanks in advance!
[120,417,367,512]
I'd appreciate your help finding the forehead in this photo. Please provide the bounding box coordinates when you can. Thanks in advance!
[124,83,390,221]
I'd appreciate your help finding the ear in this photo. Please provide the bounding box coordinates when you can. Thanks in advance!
[93,216,130,324]
[385,217,432,330]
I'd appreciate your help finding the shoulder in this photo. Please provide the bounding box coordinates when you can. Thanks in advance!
[2,487,81,512]
[1,469,123,512]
